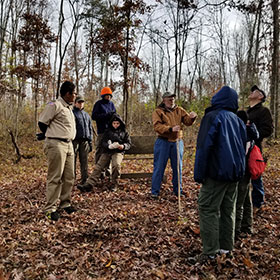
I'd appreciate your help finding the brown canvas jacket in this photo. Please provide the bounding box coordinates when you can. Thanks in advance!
[152,103,194,142]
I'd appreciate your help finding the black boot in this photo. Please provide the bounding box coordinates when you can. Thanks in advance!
[77,183,93,193]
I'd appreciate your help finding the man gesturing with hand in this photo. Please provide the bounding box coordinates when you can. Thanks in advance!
[151,92,197,199]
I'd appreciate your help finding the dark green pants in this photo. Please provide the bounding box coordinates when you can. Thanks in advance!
[73,139,90,184]
[198,178,238,255]
[236,174,253,235]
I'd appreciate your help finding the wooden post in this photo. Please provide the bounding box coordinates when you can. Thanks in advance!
[177,139,181,216]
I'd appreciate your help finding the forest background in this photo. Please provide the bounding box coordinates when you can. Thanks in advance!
[1,0,280,279]
[1,0,280,140]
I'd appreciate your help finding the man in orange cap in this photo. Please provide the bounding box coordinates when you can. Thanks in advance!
[92,87,116,177]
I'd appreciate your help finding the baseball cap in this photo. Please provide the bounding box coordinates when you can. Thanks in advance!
[75,96,85,103]
[251,85,266,102]
[162,92,176,98]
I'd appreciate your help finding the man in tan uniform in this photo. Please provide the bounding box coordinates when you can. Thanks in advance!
[38,81,77,221]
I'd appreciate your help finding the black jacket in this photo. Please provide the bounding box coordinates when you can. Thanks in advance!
[247,103,273,151]
[101,114,131,154]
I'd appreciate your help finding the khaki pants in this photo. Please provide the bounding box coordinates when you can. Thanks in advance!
[87,153,123,186]
[44,138,75,213]
[198,177,238,255]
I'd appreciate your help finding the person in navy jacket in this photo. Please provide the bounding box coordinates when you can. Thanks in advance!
[73,96,94,184]
[92,87,116,177]
[190,86,247,264]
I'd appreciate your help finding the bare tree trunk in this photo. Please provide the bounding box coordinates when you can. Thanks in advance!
[56,0,78,98]
[0,0,13,70]
[74,30,79,95]
[122,5,130,124]
[270,0,279,138]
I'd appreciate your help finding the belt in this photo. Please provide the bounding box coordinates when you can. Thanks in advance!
[158,136,168,140]
[47,137,71,143]
[157,136,183,141]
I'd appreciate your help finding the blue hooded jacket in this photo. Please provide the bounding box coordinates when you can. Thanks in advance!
[194,86,247,183]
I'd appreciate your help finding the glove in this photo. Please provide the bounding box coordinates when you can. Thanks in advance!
[88,141,93,152]
[112,142,120,149]
[108,144,115,149]
[36,133,45,141]
[108,142,120,149]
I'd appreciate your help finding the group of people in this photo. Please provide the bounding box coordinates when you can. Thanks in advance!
[38,81,273,264]
[38,82,130,221]
[192,85,273,264]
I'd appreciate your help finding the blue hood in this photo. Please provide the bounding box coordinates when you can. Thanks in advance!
[211,86,238,111]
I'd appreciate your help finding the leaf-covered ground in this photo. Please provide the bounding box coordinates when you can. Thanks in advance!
[0,140,280,279]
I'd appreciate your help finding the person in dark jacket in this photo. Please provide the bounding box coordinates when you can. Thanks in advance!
[73,96,94,184]
[247,85,273,210]
[92,87,116,166]
[77,114,131,192]
[190,86,247,264]
[235,110,259,239]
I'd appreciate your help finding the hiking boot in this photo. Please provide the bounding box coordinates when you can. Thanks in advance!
[46,211,60,221]
[110,183,118,191]
[173,191,186,197]
[105,169,111,177]
[77,183,93,193]
[219,249,233,258]
[81,179,87,185]
[188,253,216,265]
[150,194,159,200]
[63,206,77,214]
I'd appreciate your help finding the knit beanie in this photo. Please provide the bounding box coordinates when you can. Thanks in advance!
[101,87,112,96]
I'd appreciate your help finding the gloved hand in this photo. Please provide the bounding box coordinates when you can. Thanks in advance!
[36,133,45,141]
[88,141,93,152]
[112,142,120,149]
[108,142,120,149]
[108,143,115,149]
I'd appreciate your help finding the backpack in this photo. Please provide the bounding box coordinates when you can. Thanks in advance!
[248,145,266,180]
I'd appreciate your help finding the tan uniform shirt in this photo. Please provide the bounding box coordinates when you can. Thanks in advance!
[152,104,195,142]
[39,97,76,140]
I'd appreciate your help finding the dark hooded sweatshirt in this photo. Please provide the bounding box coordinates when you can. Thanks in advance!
[92,97,116,134]
[194,86,247,183]
[101,114,131,154]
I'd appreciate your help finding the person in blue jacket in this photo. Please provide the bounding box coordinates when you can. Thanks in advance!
[92,87,116,177]
[73,96,94,184]
[190,86,247,264]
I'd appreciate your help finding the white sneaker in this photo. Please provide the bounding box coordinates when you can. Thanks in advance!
[219,249,229,254]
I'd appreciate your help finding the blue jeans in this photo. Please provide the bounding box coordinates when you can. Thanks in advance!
[251,176,264,208]
[151,138,184,196]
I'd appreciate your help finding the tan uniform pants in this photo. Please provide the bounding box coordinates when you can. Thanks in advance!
[87,152,123,186]
[44,138,75,213]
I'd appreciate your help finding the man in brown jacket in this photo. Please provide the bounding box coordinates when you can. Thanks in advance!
[151,91,197,199]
